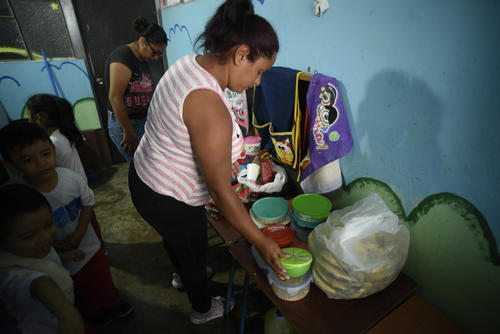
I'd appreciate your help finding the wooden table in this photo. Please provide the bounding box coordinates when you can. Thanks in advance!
[229,240,417,334]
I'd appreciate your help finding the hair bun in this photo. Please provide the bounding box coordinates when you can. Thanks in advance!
[222,0,254,25]
[133,16,149,33]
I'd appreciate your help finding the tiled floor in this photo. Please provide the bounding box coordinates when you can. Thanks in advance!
[89,163,272,333]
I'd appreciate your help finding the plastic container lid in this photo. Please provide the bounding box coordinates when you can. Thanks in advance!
[252,197,289,221]
[279,247,313,277]
[244,136,261,144]
[263,225,293,248]
[291,194,332,220]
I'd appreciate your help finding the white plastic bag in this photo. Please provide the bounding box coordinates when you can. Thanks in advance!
[309,193,410,299]
[237,160,287,193]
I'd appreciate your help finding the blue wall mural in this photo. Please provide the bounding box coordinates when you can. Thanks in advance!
[161,0,500,246]
[0,59,96,124]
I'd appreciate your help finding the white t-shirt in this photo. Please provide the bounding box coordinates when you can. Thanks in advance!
[42,167,99,274]
[0,248,74,334]
[50,129,87,183]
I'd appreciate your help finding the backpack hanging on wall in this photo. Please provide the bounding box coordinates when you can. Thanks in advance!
[251,67,305,170]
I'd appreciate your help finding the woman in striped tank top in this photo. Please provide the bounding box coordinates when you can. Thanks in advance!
[128,0,290,324]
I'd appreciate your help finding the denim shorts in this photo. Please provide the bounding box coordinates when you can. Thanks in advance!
[107,111,146,163]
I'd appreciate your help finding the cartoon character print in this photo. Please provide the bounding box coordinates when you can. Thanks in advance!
[272,137,294,165]
[312,83,339,149]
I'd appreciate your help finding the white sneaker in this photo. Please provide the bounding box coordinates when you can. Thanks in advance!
[190,296,234,325]
[172,266,214,289]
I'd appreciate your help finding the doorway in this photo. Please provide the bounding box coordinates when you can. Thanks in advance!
[70,0,165,164]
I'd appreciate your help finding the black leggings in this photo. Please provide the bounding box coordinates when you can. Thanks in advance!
[128,163,211,313]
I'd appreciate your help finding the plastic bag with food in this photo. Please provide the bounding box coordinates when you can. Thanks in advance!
[308,193,410,299]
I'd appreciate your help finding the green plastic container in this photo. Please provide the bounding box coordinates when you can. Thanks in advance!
[279,247,313,277]
[251,197,289,225]
[291,194,332,221]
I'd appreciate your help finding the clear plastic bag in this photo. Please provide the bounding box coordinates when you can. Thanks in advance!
[309,193,410,299]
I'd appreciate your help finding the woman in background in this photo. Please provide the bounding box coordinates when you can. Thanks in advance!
[129,0,289,325]
[27,94,87,182]
[104,16,167,163]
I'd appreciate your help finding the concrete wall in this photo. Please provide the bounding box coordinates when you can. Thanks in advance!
[0,59,100,129]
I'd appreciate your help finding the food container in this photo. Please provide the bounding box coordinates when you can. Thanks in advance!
[290,219,314,243]
[251,245,269,274]
[279,247,313,277]
[263,225,293,248]
[268,270,313,301]
[251,197,289,225]
[291,194,332,222]
[290,209,324,229]
[244,136,261,157]
[250,209,290,229]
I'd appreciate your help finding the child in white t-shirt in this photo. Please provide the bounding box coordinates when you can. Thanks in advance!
[0,121,132,327]
[0,183,86,334]
[26,94,104,244]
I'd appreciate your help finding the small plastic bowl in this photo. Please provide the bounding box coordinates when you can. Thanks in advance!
[290,209,324,229]
[290,219,314,243]
[291,194,332,221]
[268,270,313,301]
[251,197,289,225]
[279,247,313,277]
[263,224,293,248]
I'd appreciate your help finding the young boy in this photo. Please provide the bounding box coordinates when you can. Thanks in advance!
[0,121,132,326]
[0,183,85,334]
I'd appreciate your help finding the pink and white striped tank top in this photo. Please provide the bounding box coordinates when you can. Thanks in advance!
[134,54,243,206]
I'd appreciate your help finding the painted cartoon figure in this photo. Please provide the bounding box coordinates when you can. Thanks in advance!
[312,83,339,149]
[272,137,294,165]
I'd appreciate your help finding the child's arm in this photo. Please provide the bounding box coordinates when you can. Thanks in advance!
[65,206,93,249]
[58,249,85,262]
[31,276,84,334]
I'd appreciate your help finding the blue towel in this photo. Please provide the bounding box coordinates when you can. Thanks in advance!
[300,74,353,193]
[252,67,300,159]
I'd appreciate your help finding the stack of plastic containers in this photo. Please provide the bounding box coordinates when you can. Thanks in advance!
[290,194,332,242]
[250,197,290,229]
[268,247,313,301]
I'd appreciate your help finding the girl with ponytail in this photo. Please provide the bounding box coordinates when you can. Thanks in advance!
[129,0,289,325]
[26,94,87,182]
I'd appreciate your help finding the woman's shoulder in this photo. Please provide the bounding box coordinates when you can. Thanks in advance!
[107,45,135,64]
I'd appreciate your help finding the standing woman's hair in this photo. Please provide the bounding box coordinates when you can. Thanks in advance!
[133,16,168,45]
[26,94,84,147]
[195,0,279,61]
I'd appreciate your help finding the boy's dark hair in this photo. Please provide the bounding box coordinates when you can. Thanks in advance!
[195,0,279,61]
[26,94,84,147]
[0,183,51,241]
[133,16,167,46]
[0,120,51,162]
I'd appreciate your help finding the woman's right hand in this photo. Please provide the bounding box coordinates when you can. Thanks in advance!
[256,236,290,280]
[121,129,139,154]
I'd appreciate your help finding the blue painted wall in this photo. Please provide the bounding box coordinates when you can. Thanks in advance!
[161,0,500,245]
[0,59,97,126]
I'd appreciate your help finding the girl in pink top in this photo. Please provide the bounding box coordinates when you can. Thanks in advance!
[129,0,289,325]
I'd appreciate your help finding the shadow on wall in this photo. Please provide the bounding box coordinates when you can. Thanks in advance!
[346,70,443,209]
[327,178,500,333]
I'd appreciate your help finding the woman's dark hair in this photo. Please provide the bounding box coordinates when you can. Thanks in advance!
[195,0,279,61]
[133,16,167,46]
[26,94,83,147]
[0,183,51,240]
